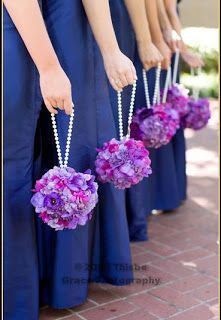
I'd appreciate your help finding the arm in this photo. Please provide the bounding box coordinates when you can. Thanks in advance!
[156,0,181,51]
[163,0,182,36]
[4,0,73,114]
[163,0,204,67]
[123,0,162,70]
[82,0,137,91]
[145,0,171,69]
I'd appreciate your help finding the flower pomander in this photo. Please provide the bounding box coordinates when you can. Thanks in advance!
[154,103,180,141]
[130,105,179,148]
[95,138,152,189]
[181,98,211,130]
[165,84,190,118]
[31,166,98,231]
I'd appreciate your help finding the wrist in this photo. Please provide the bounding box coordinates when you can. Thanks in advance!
[136,34,152,47]
[100,40,120,57]
[37,56,61,74]
[152,36,164,47]
[166,7,177,19]
[162,26,173,35]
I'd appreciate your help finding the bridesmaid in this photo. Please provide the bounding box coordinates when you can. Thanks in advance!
[142,0,185,212]
[160,0,204,204]
[3,0,73,319]
[37,0,137,309]
[109,0,163,241]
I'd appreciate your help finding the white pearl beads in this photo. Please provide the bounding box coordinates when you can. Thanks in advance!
[51,109,74,168]
[142,69,151,109]
[143,63,161,108]
[172,51,180,85]
[152,63,161,106]
[162,67,172,103]
[117,81,137,141]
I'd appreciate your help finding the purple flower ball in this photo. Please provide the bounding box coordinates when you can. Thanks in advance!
[95,138,152,189]
[130,104,179,148]
[181,98,211,130]
[165,84,190,118]
[31,166,98,231]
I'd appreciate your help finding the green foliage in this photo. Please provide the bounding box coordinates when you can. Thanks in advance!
[181,48,218,74]
[181,72,218,98]
[180,28,218,98]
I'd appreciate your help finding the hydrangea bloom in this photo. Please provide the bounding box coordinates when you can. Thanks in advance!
[181,98,211,130]
[130,104,179,148]
[31,166,98,230]
[95,138,152,189]
[154,103,180,140]
[165,84,190,118]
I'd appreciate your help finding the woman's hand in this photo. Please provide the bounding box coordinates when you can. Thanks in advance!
[138,41,163,70]
[103,49,137,91]
[163,29,182,52]
[39,65,73,115]
[155,40,171,69]
[181,43,204,68]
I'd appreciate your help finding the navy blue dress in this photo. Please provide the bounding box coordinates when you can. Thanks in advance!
[37,0,133,309]
[151,2,187,208]
[109,0,151,241]
[109,0,186,246]
[171,54,187,203]
[133,57,185,212]
[150,72,181,210]
[3,5,42,320]
[132,55,181,212]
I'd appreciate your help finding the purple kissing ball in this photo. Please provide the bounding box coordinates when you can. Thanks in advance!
[181,98,211,130]
[95,138,152,189]
[31,166,98,231]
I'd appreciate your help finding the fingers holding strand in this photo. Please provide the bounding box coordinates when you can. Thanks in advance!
[63,96,73,115]
[44,99,58,114]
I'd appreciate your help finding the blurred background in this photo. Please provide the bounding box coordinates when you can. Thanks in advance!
[179,0,218,98]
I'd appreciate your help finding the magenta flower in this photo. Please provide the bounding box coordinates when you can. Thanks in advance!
[181,98,211,130]
[31,166,99,231]
[95,138,152,189]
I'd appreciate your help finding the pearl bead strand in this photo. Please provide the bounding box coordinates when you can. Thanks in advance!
[152,63,161,106]
[162,66,172,103]
[117,81,137,141]
[172,50,180,85]
[142,69,151,109]
[143,63,161,108]
[51,109,74,168]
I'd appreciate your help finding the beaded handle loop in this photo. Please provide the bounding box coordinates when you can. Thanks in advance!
[143,63,161,108]
[117,82,137,140]
[172,50,180,85]
[51,109,74,168]
[162,66,172,103]
[142,69,151,108]
[191,67,202,100]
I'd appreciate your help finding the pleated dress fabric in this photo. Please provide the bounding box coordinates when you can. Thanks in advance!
[36,0,133,309]
[3,4,43,320]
